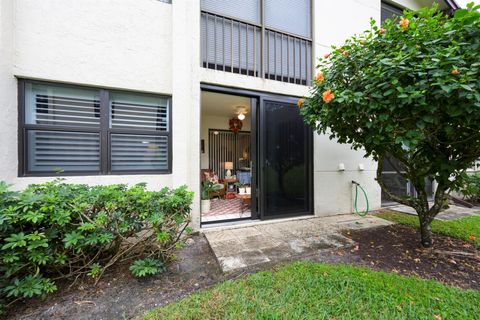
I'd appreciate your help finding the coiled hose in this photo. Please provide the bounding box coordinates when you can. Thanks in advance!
[352,180,369,217]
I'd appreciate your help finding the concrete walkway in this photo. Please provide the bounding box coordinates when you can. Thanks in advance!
[204,214,392,273]
[388,203,480,220]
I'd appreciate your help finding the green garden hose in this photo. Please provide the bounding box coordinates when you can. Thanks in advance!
[352,181,369,217]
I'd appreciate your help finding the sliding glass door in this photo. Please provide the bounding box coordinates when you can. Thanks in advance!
[259,98,313,219]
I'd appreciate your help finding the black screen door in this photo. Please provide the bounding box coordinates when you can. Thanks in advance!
[259,99,312,219]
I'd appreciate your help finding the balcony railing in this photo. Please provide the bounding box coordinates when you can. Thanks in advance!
[201,11,312,86]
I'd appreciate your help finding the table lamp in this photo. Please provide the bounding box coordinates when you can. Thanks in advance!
[225,162,233,178]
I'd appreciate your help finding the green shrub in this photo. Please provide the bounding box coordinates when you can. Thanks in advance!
[0,180,193,311]
[454,172,480,203]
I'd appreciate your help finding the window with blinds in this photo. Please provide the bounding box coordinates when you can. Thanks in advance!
[109,92,170,172]
[20,80,172,176]
[200,0,312,85]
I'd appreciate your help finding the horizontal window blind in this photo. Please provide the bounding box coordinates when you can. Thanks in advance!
[111,134,169,171]
[25,83,100,128]
[201,0,261,24]
[265,0,311,38]
[110,93,169,131]
[27,130,100,172]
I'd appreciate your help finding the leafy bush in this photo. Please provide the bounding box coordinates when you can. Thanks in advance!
[0,180,193,311]
[454,172,480,203]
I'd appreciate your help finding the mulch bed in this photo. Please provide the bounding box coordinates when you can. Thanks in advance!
[338,225,480,290]
[6,235,225,320]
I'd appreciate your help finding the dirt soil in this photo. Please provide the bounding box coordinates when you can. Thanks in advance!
[7,225,479,319]
[338,225,480,290]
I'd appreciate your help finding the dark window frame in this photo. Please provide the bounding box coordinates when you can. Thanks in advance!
[381,1,404,22]
[18,79,172,177]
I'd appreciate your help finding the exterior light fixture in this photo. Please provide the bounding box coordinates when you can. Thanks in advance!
[238,113,246,120]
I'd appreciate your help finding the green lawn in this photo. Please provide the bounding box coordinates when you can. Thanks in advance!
[143,262,479,320]
[377,211,480,247]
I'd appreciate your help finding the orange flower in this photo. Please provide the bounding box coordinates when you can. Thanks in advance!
[322,90,334,104]
[342,50,349,57]
[468,235,476,240]
[379,28,386,34]
[297,99,304,108]
[323,53,330,59]
[451,69,460,75]
[400,17,409,29]
[315,72,324,83]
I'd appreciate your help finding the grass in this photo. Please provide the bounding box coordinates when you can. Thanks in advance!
[376,211,480,247]
[143,262,479,320]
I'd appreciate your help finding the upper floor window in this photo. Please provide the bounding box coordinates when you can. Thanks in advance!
[19,80,171,176]
[201,0,312,85]
[381,1,404,22]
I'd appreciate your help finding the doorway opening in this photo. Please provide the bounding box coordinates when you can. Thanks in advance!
[200,86,313,226]
[200,91,255,223]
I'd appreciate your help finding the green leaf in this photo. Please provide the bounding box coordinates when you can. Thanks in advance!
[63,231,84,248]
[129,258,166,278]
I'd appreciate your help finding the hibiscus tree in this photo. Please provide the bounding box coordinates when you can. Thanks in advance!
[300,4,480,247]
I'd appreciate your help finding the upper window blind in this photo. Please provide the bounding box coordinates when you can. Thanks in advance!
[265,0,311,38]
[25,83,100,128]
[110,93,169,131]
[201,0,261,24]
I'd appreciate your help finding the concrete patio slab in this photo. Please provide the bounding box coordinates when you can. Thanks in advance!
[204,214,389,273]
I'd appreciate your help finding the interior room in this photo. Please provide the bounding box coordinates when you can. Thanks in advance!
[200,91,253,223]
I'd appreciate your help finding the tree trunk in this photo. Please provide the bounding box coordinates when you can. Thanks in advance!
[419,217,433,248]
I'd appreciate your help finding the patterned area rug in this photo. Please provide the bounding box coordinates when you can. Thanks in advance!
[205,198,251,216]
[202,198,251,222]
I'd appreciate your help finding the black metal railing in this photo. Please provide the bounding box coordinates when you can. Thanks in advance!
[201,11,312,86]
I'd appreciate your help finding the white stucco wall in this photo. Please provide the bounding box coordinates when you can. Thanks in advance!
[171,0,202,228]
[14,0,172,94]
[0,0,17,184]
[311,0,383,216]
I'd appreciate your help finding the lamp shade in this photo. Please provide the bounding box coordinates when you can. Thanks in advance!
[224,162,234,170]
